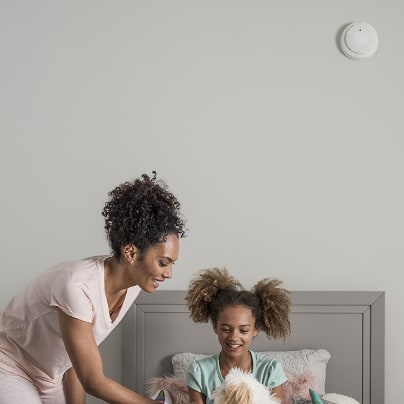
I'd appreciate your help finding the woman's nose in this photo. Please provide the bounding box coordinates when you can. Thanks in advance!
[163,266,172,279]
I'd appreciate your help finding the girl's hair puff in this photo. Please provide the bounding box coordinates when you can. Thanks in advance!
[185,268,243,323]
[252,278,291,339]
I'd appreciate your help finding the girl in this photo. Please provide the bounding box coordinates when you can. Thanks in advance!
[185,268,291,404]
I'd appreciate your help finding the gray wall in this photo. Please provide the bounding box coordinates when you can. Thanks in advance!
[0,1,402,403]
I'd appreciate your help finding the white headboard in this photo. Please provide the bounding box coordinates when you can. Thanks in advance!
[121,291,385,404]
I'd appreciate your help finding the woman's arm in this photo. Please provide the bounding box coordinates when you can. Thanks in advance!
[58,309,158,404]
[63,367,86,404]
[188,387,206,404]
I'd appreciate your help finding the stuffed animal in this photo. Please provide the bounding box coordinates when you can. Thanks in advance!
[212,367,281,404]
[310,389,324,403]
[301,389,360,404]
[321,393,360,404]
[150,389,173,404]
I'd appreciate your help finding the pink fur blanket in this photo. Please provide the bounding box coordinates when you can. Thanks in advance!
[146,371,316,404]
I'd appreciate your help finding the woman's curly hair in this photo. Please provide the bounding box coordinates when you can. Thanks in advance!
[185,268,291,340]
[102,171,187,257]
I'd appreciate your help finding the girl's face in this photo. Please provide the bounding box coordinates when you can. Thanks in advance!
[213,304,258,359]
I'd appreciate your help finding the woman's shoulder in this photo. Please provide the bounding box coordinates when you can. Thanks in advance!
[40,256,109,297]
[44,255,108,274]
[49,256,108,278]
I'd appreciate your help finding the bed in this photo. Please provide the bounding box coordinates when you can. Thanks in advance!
[121,290,385,404]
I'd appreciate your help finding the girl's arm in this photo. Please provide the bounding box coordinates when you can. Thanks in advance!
[272,383,285,404]
[58,309,158,404]
[188,387,206,404]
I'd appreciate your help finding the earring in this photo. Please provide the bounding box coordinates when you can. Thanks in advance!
[130,260,134,264]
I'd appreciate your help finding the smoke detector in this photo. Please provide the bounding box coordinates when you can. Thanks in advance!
[340,22,379,60]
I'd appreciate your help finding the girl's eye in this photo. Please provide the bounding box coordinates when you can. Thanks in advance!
[159,261,168,267]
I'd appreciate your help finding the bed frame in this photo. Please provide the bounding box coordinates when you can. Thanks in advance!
[121,291,385,404]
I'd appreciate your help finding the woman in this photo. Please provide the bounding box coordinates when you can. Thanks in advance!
[0,172,187,403]
[185,268,291,404]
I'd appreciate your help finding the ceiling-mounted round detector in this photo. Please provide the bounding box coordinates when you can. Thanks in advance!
[340,22,379,60]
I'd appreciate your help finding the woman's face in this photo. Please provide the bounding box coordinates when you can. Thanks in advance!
[131,234,179,293]
[213,304,258,359]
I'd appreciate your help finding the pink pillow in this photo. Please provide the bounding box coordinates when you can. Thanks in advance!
[282,372,317,403]
[146,376,189,404]
[146,371,317,404]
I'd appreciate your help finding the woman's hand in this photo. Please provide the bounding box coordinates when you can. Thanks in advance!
[58,309,157,404]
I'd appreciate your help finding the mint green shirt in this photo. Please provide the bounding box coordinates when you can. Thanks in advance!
[186,350,287,404]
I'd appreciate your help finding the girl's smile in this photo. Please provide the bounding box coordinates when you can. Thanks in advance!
[214,304,258,373]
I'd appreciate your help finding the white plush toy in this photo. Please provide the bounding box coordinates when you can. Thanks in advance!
[212,367,280,404]
[322,393,360,404]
